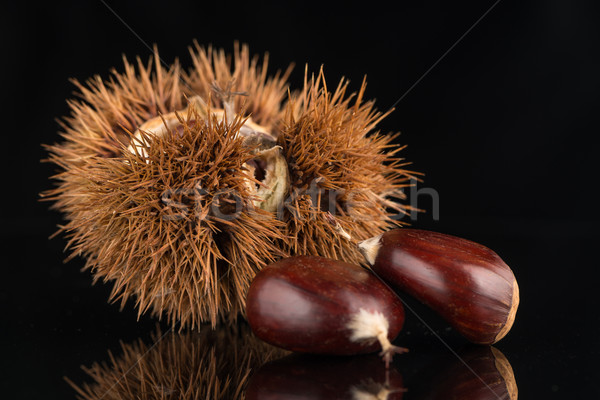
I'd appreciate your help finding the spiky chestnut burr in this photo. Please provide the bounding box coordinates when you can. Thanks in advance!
[43,43,416,328]
[246,256,407,366]
[246,353,405,400]
[66,325,287,400]
[359,229,519,344]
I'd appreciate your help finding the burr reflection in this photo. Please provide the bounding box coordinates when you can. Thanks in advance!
[67,324,286,400]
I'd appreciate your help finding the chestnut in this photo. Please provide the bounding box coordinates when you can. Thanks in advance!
[358,229,519,344]
[246,353,405,399]
[246,256,407,365]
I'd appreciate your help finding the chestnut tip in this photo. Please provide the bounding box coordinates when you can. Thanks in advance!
[351,383,407,400]
[347,308,408,368]
[358,234,382,266]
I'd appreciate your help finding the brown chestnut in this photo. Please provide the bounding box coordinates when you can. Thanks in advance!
[246,256,407,365]
[359,229,519,344]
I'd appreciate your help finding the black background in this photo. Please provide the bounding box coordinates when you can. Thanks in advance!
[2,0,598,398]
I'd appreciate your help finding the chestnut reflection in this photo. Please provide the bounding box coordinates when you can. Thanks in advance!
[407,346,517,400]
[67,324,287,399]
[246,353,405,399]
[67,325,516,400]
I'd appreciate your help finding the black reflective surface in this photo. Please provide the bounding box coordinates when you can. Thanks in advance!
[3,0,599,398]
[5,224,597,398]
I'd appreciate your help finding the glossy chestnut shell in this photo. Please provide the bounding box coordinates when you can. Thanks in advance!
[246,255,405,356]
[360,229,519,344]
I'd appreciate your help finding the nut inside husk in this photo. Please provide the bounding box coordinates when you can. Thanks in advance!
[127,95,289,213]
